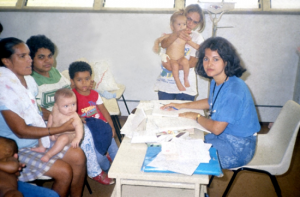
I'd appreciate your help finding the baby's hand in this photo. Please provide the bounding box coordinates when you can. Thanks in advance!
[71,138,81,148]
[50,135,57,141]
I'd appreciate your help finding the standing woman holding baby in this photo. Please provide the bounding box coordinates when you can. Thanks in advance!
[0,37,86,197]
[154,4,205,101]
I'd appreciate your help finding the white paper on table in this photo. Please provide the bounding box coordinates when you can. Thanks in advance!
[131,108,146,130]
[147,138,212,175]
[120,109,146,137]
[136,102,154,111]
[131,129,158,143]
[147,116,210,133]
[152,102,205,117]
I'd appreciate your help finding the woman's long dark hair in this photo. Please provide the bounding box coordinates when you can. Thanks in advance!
[196,37,246,79]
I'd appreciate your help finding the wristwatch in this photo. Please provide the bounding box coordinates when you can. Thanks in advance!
[196,114,202,122]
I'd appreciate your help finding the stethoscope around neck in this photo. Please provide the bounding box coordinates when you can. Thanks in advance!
[208,76,228,118]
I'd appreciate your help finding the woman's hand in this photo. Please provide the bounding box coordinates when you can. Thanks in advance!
[177,28,192,42]
[160,103,182,111]
[161,29,191,48]
[60,118,75,131]
[178,112,198,120]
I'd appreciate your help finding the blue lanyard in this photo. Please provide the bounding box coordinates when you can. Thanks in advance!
[209,76,228,117]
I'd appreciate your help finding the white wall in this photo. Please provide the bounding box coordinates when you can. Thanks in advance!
[1,11,299,121]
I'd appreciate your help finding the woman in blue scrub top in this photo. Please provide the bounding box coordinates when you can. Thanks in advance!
[161,37,260,169]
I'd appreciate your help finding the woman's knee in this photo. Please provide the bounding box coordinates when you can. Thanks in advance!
[45,159,73,183]
[63,147,86,168]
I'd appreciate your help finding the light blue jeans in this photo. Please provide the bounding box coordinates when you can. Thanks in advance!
[205,132,257,169]
[95,138,118,172]
[81,125,102,178]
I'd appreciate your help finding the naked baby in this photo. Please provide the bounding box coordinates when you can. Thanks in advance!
[163,9,191,91]
[0,137,22,197]
[32,88,83,162]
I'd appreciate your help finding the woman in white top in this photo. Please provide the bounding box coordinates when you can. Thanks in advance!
[154,4,205,101]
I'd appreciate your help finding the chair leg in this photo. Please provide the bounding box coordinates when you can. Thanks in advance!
[112,115,122,143]
[222,169,241,197]
[121,95,130,115]
[223,167,282,197]
[85,178,92,194]
[269,174,282,197]
[115,114,122,129]
[207,175,214,188]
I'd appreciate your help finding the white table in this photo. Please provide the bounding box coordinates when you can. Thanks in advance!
[108,129,209,197]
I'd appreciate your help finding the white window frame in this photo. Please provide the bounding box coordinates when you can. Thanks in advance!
[0,0,299,14]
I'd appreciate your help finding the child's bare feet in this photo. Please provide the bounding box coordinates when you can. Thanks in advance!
[41,154,50,162]
[31,146,46,153]
[184,79,190,88]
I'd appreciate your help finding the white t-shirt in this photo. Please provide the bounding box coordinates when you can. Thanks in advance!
[154,31,204,96]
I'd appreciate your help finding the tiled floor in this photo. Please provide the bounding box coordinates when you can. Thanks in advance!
[45,120,300,197]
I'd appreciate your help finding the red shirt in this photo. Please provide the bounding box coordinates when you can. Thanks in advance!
[72,88,107,122]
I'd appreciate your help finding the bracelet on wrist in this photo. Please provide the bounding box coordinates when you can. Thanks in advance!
[196,114,202,122]
[48,127,51,136]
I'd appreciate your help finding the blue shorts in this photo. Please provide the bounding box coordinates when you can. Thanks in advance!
[158,91,195,101]
[18,181,59,197]
[205,132,257,169]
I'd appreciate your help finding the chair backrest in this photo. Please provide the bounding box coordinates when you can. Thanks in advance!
[247,100,300,175]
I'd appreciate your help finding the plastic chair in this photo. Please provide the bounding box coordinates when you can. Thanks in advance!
[109,83,130,115]
[209,100,300,197]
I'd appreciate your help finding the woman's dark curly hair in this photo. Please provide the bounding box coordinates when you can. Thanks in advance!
[26,35,55,60]
[68,61,92,80]
[196,37,246,79]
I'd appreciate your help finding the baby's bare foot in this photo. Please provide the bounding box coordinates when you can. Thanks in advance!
[41,155,50,162]
[31,146,46,153]
[176,82,186,91]
[184,79,190,88]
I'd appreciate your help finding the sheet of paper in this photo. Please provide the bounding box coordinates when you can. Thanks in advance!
[152,102,205,117]
[121,100,210,143]
[120,108,146,137]
[131,129,158,143]
[130,108,146,130]
[147,138,212,175]
[146,116,210,133]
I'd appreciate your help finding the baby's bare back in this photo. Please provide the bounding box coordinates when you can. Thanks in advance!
[0,170,18,196]
[166,37,186,60]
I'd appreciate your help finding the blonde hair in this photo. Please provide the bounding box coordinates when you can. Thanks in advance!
[185,4,205,32]
[170,9,186,25]
[54,88,75,102]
